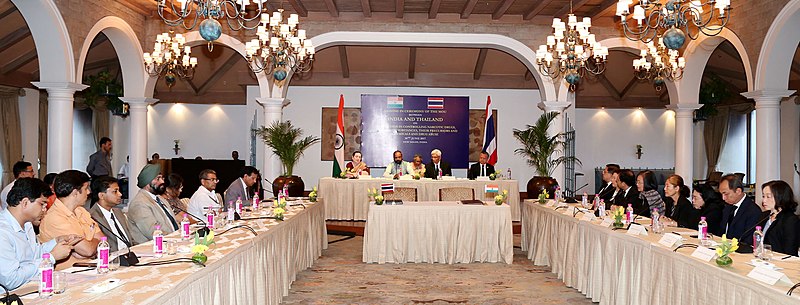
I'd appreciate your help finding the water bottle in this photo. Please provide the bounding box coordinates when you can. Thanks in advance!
[235,196,243,215]
[282,184,289,198]
[753,226,765,258]
[252,193,260,210]
[153,224,163,258]
[698,217,709,246]
[554,187,560,203]
[651,211,661,234]
[506,168,511,179]
[581,192,588,209]
[97,236,110,274]
[227,201,235,222]
[626,204,634,224]
[180,214,191,240]
[39,253,54,299]
[438,168,443,180]
[598,199,606,218]
[206,205,216,229]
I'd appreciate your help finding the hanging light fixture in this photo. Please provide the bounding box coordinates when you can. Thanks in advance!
[616,0,731,50]
[633,38,686,91]
[244,9,315,87]
[143,31,198,87]
[535,2,608,91]
[158,0,268,50]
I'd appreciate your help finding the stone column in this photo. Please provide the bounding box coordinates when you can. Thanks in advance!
[669,104,701,186]
[537,100,572,189]
[120,97,158,197]
[32,82,88,172]
[256,97,285,183]
[742,90,795,197]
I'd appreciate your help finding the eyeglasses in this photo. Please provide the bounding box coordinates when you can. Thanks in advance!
[202,178,219,182]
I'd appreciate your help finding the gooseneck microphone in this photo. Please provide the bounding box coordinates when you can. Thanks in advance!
[93,218,140,266]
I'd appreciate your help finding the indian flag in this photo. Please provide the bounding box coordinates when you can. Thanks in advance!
[332,95,346,177]
[485,184,499,193]
[387,96,404,109]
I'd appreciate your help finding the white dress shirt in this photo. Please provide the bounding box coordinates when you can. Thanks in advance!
[97,206,129,250]
[0,180,16,211]
[0,209,57,290]
[188,186,220,217]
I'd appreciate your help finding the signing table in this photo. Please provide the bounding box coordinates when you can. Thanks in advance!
[521,200,800,305]
[319,177,521,221]
[23,200,327,305]
[363,201,513,264]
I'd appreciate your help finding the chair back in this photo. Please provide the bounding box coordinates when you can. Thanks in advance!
[439,187,475,201]
[384,187,417,201]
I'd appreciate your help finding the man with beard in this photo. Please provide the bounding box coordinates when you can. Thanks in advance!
[127,164,178,239]
[382,150,414,179]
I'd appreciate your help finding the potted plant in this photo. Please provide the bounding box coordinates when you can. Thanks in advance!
[513,111,581,200]
[83,71,129,117]
[255,120,320,197]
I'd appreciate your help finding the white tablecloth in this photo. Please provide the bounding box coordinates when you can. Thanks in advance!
[363,201,513,264]
[521,200,800,305]
[319,177,521,221]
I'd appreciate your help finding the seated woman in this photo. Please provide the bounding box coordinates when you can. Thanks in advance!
[663,174,698,228]
[410,154,426,178]
[761,180,800,255]
[691,184,725,237]
[345,151,370,178]
[636,170,664,217]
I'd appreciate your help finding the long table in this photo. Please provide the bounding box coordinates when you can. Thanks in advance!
[363,201,513,264]
[318,177,521,221]
[24,200,328,305]
[521,200,800,305]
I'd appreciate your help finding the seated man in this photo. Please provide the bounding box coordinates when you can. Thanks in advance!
[39,170,104,265]
[382,150,415,179]
[597,164,620,203]
[424,149,452,179]
[89,177,148,252]
[224,166,260,206]
[188,169,222,216]
[611,169,644,215]
[127,164,179,239]
[1,161,36,210]
[718,174,766,246]
[468,151,496,180]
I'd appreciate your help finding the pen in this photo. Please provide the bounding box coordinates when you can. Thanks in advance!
[780,255,793,260]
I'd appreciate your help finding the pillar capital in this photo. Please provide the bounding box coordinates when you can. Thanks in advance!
[32,82,88,96]
[119,97,158,106]
[256,97,289,109]
[741,89,796,105]
[537,100,571,112]
[666,103,702,112]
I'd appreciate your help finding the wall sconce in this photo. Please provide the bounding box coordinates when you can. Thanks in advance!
[173,139,181,155]
[635,144,643,159]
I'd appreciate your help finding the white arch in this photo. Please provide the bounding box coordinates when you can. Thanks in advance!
[677,27,753,104]
[12,0,74,83]
[77,16,147,96]
[755,0,800,91]
[305,31,557,102]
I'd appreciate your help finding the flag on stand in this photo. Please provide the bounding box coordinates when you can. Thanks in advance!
[381,183,395,193]
[485,184,499,193]
[482,96,498,166]
[332,95,346,177]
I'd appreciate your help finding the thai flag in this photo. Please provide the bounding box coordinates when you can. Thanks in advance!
[387,96,404,109]
[485,184,499,193]
[482,96,498,166]
[381,183,394,193]
[427,97,444,109]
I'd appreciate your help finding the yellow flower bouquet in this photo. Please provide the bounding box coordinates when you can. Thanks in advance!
[494,190,508,205]
[309,186,318,202]
[715,234,738,266]
[367,187,384,205]
[273,198,287,220]
[538,189,549,204]
[191,230,215,265]
[612,206,625,228]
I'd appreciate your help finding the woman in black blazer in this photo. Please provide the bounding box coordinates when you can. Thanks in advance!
[663,174,697,228]
[691,184,725,237]
[761,180,800,256]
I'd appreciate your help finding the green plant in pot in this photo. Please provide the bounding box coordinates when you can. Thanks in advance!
[255,121,320,197]
[83,71,129,117]
[513,111,580,201]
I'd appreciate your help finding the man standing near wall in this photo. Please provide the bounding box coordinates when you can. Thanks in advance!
[87,137,113,178]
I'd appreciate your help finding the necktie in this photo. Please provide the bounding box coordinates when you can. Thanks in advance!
[156,197,179,230]
[481,165,485,176]
[725,206,737,233]
[110,212,130,246]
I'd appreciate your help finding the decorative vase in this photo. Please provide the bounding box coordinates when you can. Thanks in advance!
[272,175,306,197]
[375,199,384,205]
[192,253,208,265]
[495,199,504,205]
[715,255,733,266]
[527,176,559,201]
[309,195,317,202]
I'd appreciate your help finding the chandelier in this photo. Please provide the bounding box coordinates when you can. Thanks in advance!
[535,12,608,91]
[143,31,198,87]
[616,0,732,50]
[158,0,267,50]
[632,38,686,91]
[245,9,315,87]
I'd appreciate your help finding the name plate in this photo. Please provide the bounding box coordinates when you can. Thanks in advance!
[599,218,614,228]
[691,247,717,262]
[658,233,682,248]
[546,200,556,207]
[747,266,792,285]
[563,206,576,215]
[476,176,490,181]
[581,212,596,222]
[442,176,456,181]
[399,175,412,180]
[626,223,648,236]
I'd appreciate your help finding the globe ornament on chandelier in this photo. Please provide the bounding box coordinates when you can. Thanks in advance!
[143,31,198,88]
[158,0,268,51]
[245,9,315,87]
[535,14,609,92]
[633,38,686,91]
[616,0,732,50]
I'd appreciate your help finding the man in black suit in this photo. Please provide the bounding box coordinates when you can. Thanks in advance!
[597,163,620,203]
[718,174,767,246]
[424,149,452,179]
[468,151,495,180]
[611,169,645,215]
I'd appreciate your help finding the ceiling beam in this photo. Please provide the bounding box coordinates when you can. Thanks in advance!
[429,0,442,19]
[1,51,37,74]
[88,34,109,51]
[0,6,15,20]
[0,71,35,88]
[589,0,619,18]
[0,27,31,51]
[461,0,479,19]
[408,47,416,79]
[715,42,742,61]
[83,58,120,71]
[339,46,350,78]
[524,0,555,20]
[704,66,746,81]
[396,0,404,18]
[524,70,533,81]
[118,0,150,16]
[287,0,308,17]
[492,0,516,20]
[181,78,199,95]
[555,0,593,17]
[577,96,667,108]
[322,0,339,17]
[702,72,745,93]
[473,49,488,80]
[791,61,800,78]
[596,74,622,100]
[619,76,640,99]
[197,54,240,95]
[361,0,372,17]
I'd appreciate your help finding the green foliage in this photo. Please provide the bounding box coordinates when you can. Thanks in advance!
[512,111,581,177]
[83,71,126,115]
[255,121,320,176]
[696,74,730,120]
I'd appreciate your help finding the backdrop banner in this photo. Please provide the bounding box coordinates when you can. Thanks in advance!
[361,94,469,168]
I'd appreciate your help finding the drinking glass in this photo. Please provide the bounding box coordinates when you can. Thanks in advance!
[166,240,177,255]
[109,255,120,271]
[53,271,67,294]
[762,245,774,261]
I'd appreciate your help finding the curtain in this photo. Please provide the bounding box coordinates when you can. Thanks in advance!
[92,104,110,147]
[703,103,755,175]
[0,87,23,186]
[39,91,48,177]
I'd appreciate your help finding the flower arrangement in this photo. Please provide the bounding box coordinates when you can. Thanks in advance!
[494,190,508,205]
[489,171,502,180]
[715,234,739,266]
[612,206,626,228]
[537,189,549,204]
[413,174,421,180]
[368,187,384,205]
[191,230,215,265]
[309,186,318,202]
[338,171,347,179]
[273,197,287,220]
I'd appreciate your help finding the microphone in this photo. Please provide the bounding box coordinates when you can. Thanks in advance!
[216,224,258,236]
[171,203,211,237]
[261,178,275,195]
[93,217,139,266]
[788,281,800,296]
[573,207,588,217]
[553,205,569,211]
[673,243,699,252]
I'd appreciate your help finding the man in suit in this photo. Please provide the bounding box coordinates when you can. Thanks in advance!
[127,164,179,239]
[468,151,495,180]
[597,164,620,203]
[224,166,259,206]
[611,169,644,215]
[86,137,113,178]
[718,174,766,246]
[424,149,452,179]
[89,176,147,252]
